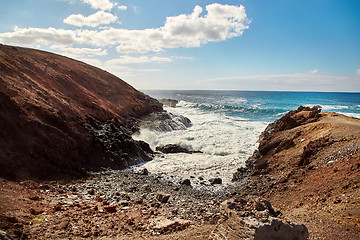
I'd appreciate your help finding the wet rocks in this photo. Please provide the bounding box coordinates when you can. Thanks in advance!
[156,144,202,154]
[158,99,179,108]
[140,111,192,132]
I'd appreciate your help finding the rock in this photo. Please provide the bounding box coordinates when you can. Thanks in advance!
[148,216,190,233]
[58,219,70,229]
[156,192,171,203]
[0,230,13,240]
[181,179,191,186]
[140,111,192,132]
[209,196,308,240]
[30,208,42,215]
[53,205,62,211]
[142,184,151,192]
[139,168,149,175]
[156,144,202,154]
[209,178,222,185]
[158,99,179,108]
[104,205,117,213]
[88,189,95,195]
[29,195,40,201]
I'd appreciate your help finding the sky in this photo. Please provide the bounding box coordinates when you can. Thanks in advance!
[0,0,359,92]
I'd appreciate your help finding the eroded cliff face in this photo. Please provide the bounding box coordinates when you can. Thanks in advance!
[0,44,162,180]
[233,106,360,239]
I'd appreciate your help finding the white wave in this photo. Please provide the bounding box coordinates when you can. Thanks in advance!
[304,104,349,111]
[337,112,360,119]
[133,101,268,189]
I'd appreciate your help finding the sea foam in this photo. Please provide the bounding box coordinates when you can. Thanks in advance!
[133,101,267,190]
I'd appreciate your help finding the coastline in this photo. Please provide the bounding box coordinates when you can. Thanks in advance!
[0,44,359,239]
[3,106,359,239]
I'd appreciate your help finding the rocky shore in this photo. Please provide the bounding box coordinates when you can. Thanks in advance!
[1,45,359,239]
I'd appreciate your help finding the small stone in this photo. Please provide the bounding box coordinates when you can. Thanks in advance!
[142,184,151,192]
[156,192,171,203]
[58,219,70,229]
[29,195,40,201]
[53,205,62,211]
[139,168,149,175]
[104,205,117,213]
[88,189,95,195]
[181,179,191,186]
[71,186,77,192]
[209,178,222,185]
[30,208,42,215]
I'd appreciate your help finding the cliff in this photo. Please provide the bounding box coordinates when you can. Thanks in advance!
[0,44,162,180]
[233,106,360,239]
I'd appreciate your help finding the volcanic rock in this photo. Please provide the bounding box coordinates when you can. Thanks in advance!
[156,144,202,154]
[0,44,162,180]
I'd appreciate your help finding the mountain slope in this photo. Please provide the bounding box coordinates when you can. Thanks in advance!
[0,44,162,180]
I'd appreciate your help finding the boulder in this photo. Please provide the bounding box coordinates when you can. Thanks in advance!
[209,196,309,240]
[156,144,202,154]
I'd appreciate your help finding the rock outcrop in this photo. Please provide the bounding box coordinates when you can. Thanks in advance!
[233,106,360,239]
[210,195,309,240]
[0,44,162,180]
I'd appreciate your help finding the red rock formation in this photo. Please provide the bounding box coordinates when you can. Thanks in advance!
[233,106,360,239]
[0,44,162,180]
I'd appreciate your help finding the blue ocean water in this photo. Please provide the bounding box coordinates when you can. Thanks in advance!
[134,90,359,190]
[143,90,360,121]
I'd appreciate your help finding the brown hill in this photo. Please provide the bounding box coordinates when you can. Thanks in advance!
[0,44,162,180]
[233,106,360,239]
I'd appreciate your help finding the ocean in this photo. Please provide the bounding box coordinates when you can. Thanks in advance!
[133,90,360,192]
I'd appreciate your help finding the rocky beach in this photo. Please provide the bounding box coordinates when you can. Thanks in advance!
[0,45,359,239]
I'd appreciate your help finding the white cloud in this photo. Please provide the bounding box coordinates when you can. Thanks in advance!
[309,69,319,74]
[0,26,77,46]
[203,72,360,91]
[81,0,114,11]
[357,69,360,76]
[50,45,107,58]
[106,55,172,64]
[118,5,127,10]
[0,4,249,54]
[64,11,117,27]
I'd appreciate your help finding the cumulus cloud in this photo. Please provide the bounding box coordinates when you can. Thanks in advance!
[50,45,107,58]
[106,55,172,64]
[309,69,319,74]
[0,4,249,54]
[81,0,114,11]
[64,11,117,27]
[0,26,77,46]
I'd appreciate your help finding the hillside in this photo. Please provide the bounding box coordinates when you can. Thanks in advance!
[0,44,162,180]
[233,106,360,239]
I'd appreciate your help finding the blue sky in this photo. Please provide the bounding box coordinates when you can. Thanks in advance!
[1,0,359,91]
